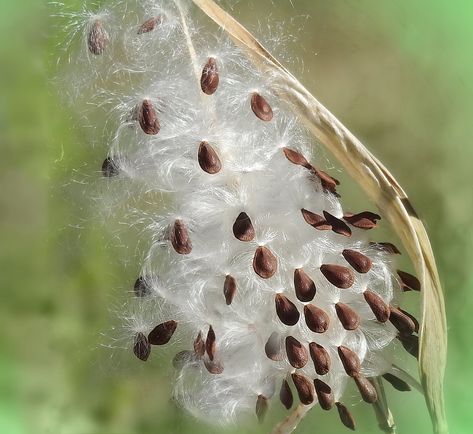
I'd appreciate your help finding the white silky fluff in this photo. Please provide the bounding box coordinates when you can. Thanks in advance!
[61,0,405,425]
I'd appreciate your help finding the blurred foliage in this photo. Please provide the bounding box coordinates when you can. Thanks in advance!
[0,0,472,433]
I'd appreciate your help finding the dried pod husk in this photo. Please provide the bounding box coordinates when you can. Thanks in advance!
[344,211,381,229]
[201,57,219,95]
[275,294,300,326]
[389,307,416,335]
[304,304,329,333]
[294,268,316,302]
[251,92,273,121]
[253,246,277,278]
[282,147,311,169]
[170,219,192,255]
[335,303,360,331]
[204,358,224,374]
[206,325,216,360]
[101,157,119,177]
[232,212,255,241]
[353,375,378,403]
[148,320,177,345]
[301,209,331,230]
[198,141,222,174]
[285,336,308,369]
[382,373,411,392]
[87,19,109,55]
[255,395,269,423]
[323,211,352,237]
[280,379,294,410]
[364,290,390,322]
[336,402,356,430]
[137,15,164,34]
[338,346,361,377]
[265,331,284,361]
[320,264,355,289]
[397,270,421,292]
[133,276,151,297]
[138,99,160,135]
[223,274,237,305]
[133,332,151,361]
[194,331,205,357]
[291,373,314,405]
[342,249,372,273]
[309,342,331,375]
[314,379,334,410]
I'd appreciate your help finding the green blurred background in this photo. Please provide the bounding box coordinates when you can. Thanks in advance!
[1,0,472,433]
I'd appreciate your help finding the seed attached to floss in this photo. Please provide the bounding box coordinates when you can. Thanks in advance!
[282,147,311,169]
[170,219,192,255]
[336,402,356,431]
[344,211,381,229]
[206,325,216,361]
[204,358,224,375]
[255,395,268,423]
[309,342,331,375]
[291,373,315,405]
[399,308,420,333]
[320,264,355,289]
[133,276,151,297]
[398,334,419,359]
[172,350,196,370]
[294,268,316,302]
[370,242,401,255]
[265,331,284,361]
[335,303,361,331]
[312,168,340,194]
[198,141,222,174]
[304,304,330,333]
[138,99,160,135]
[338,346,361,377]
[397,270,421,291]
[101,157,119,177]
[275,294,300,326]
[389,307,416,335]
[280,379,294,410]
[323,211,352,237]
[382,373,411,392]
[251,92,273,121]
[201,57,219,95]
[194,331,205,358]
[137,15,164,34]
[301,209,331,231]
[223,275,237,305]
[88,19,109,55]
[148,320,177,345]
[232,212,255,242]
[342,249,372,274]
[353,375,378,403]
[285,336,309,369]
[363,290,390,322]
[253,246,277,279]
[314,379,334,410]
[133,332,151,361]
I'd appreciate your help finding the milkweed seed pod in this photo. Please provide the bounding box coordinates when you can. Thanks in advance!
[59,1,447,433]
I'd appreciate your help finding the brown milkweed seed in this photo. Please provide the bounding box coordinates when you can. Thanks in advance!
[275,294,300,326]
[313,168,340,194]
[314,379,334,410]
[138,99,160,135]
[323,211,352,237]
[170,219,192,255]
[309,342,331,375]
[301,209,331,231]
[232,212,255,242]
[363,290,390,322]
[338,346,361,377]
[255,395,268,423]
[320,264,355,289]
[101,157,119,177]
[304,304,330,333]
[204,358,224,374]
[389,307,416,335]
[198,141,222,174]
[282,147,311,169]
[285,336,308,369]
[133,332,151,361]
[354,375,378,403]
[397,270,421,291]
[172,350,196,370]
[336,303,360,330]
[280,379,294,410]
[251,92,273,121]
[88,20,109,55]
[342,249,372,274]
[133,276,151,297]
[382,373,411,392]
[336,402,356,431]
[370,242,401,255]
[398,334,419,359]
[201,57,219,95]
[399,308,420,333]
[137,15,164,34]
[291,373,314,405]
[344,211,381,229]
[223,275,237,305]
[294,268,316,302]
[206,325,216,361]
[148,320,177,345]
[253,246,277,279]
[265,331,284,361]
[194,331,205,357]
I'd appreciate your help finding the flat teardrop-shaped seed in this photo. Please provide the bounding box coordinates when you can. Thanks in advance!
[253,246,277,279]
[397,270,421,291]
[200,57,219,95]
[223,275,237,305]
[148,320,177,345]
[294,269,316,302]
[133,276,151,297]
[194,331,205,357]
[204,358,224,374]
[335,303,360,331]
[314,379,334,410]
[301,209,331,230]
[398,334,419,359]
[354,375,378,403]
[198,141,222,174]
[170,219,192,254]
[323,211,352,237]
[275,294,300,326]
[369,242,401,255]
[265,331,284,361]
[133,332,151,361]
[382,373,411,392]
[338,346,361,377]
[137,15,164,34]
[309,342,331,375]
[138,99,160,135]
[102,157,119,177]
[291,373,314,405]
[342,249,372,274]
[399,308,420,333]
[255,395,268,423]
[336,402,356,430]
[282,147,311,169]
[232,212,255,241]
[344,211,381,229]
[313,168,339,194]
[172,350,196,370]
[304,304,330,333]
[88,20,109,55]
[251,92,273,121]
[320,264,355,289]
[389,307,416,335]
[364,290,390,322]
[206,326,216,361]
[280,379,294,410]
[285,336,309,369]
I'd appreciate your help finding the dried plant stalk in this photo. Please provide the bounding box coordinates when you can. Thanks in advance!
[190,1,448,433]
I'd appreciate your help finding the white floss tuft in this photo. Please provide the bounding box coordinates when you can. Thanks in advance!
[60,0,422,429]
